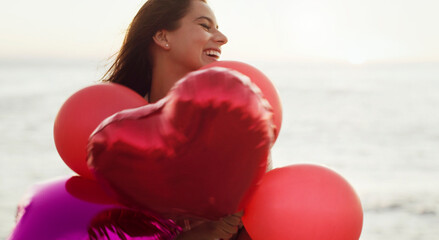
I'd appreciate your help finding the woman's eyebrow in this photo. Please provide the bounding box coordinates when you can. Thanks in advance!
[194,16,219,29]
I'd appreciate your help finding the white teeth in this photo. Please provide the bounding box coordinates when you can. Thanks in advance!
[204,50,220,58]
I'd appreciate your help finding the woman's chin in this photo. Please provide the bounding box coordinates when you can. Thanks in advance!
[204,54,220,63]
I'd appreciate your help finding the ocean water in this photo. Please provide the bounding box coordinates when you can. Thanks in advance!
[0,59,438,239]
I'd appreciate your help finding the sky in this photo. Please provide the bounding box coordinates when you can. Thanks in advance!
[1,0,438,64]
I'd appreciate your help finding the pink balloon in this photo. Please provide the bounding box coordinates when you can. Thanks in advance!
[243,164,363,240]
[88,67,274,220]
[202,61,282,142]
[8,177,181,240]
[54,83,147,179]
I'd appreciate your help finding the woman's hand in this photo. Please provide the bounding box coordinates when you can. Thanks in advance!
[176,212,243,240]
[211,211,243,239]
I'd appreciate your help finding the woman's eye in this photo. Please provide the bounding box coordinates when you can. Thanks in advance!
[200,23,211,31]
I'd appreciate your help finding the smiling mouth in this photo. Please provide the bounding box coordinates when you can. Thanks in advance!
[204,49,221,59]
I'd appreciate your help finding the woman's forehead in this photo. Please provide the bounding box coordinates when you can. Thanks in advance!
[186,0,217,24]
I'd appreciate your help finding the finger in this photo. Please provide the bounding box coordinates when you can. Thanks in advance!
[212,226,235,240]
[233,211,244,217]
[218,221,239,235]
[222,215,242,226]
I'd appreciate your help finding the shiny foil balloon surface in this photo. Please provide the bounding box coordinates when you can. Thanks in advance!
[8,177,181,239]
[88,67,274,220]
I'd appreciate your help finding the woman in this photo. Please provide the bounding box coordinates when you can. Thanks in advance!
[103,0,245,239]
[104,0,227,103]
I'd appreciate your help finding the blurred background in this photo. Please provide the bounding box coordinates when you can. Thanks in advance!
[1,0,438,239]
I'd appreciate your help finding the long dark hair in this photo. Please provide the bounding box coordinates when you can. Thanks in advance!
[103,0,206,97]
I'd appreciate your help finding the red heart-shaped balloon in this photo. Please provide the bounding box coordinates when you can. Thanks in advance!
[87,67,274,220]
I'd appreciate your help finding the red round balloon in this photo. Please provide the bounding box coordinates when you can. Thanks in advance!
[53,83,147,179]
[202,61,282,142]
[243,164,363,240]
[88,68,274,220]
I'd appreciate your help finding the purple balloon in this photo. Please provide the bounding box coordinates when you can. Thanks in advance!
[8,176,181,240]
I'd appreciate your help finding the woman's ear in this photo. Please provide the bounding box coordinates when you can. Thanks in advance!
[152,30,170,50]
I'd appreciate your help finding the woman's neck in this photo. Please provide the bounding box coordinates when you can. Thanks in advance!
[149,60,190,103]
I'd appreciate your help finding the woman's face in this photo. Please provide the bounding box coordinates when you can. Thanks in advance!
[167,0,228,71]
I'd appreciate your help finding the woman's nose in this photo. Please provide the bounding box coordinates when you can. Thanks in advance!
[215,30,228,45]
